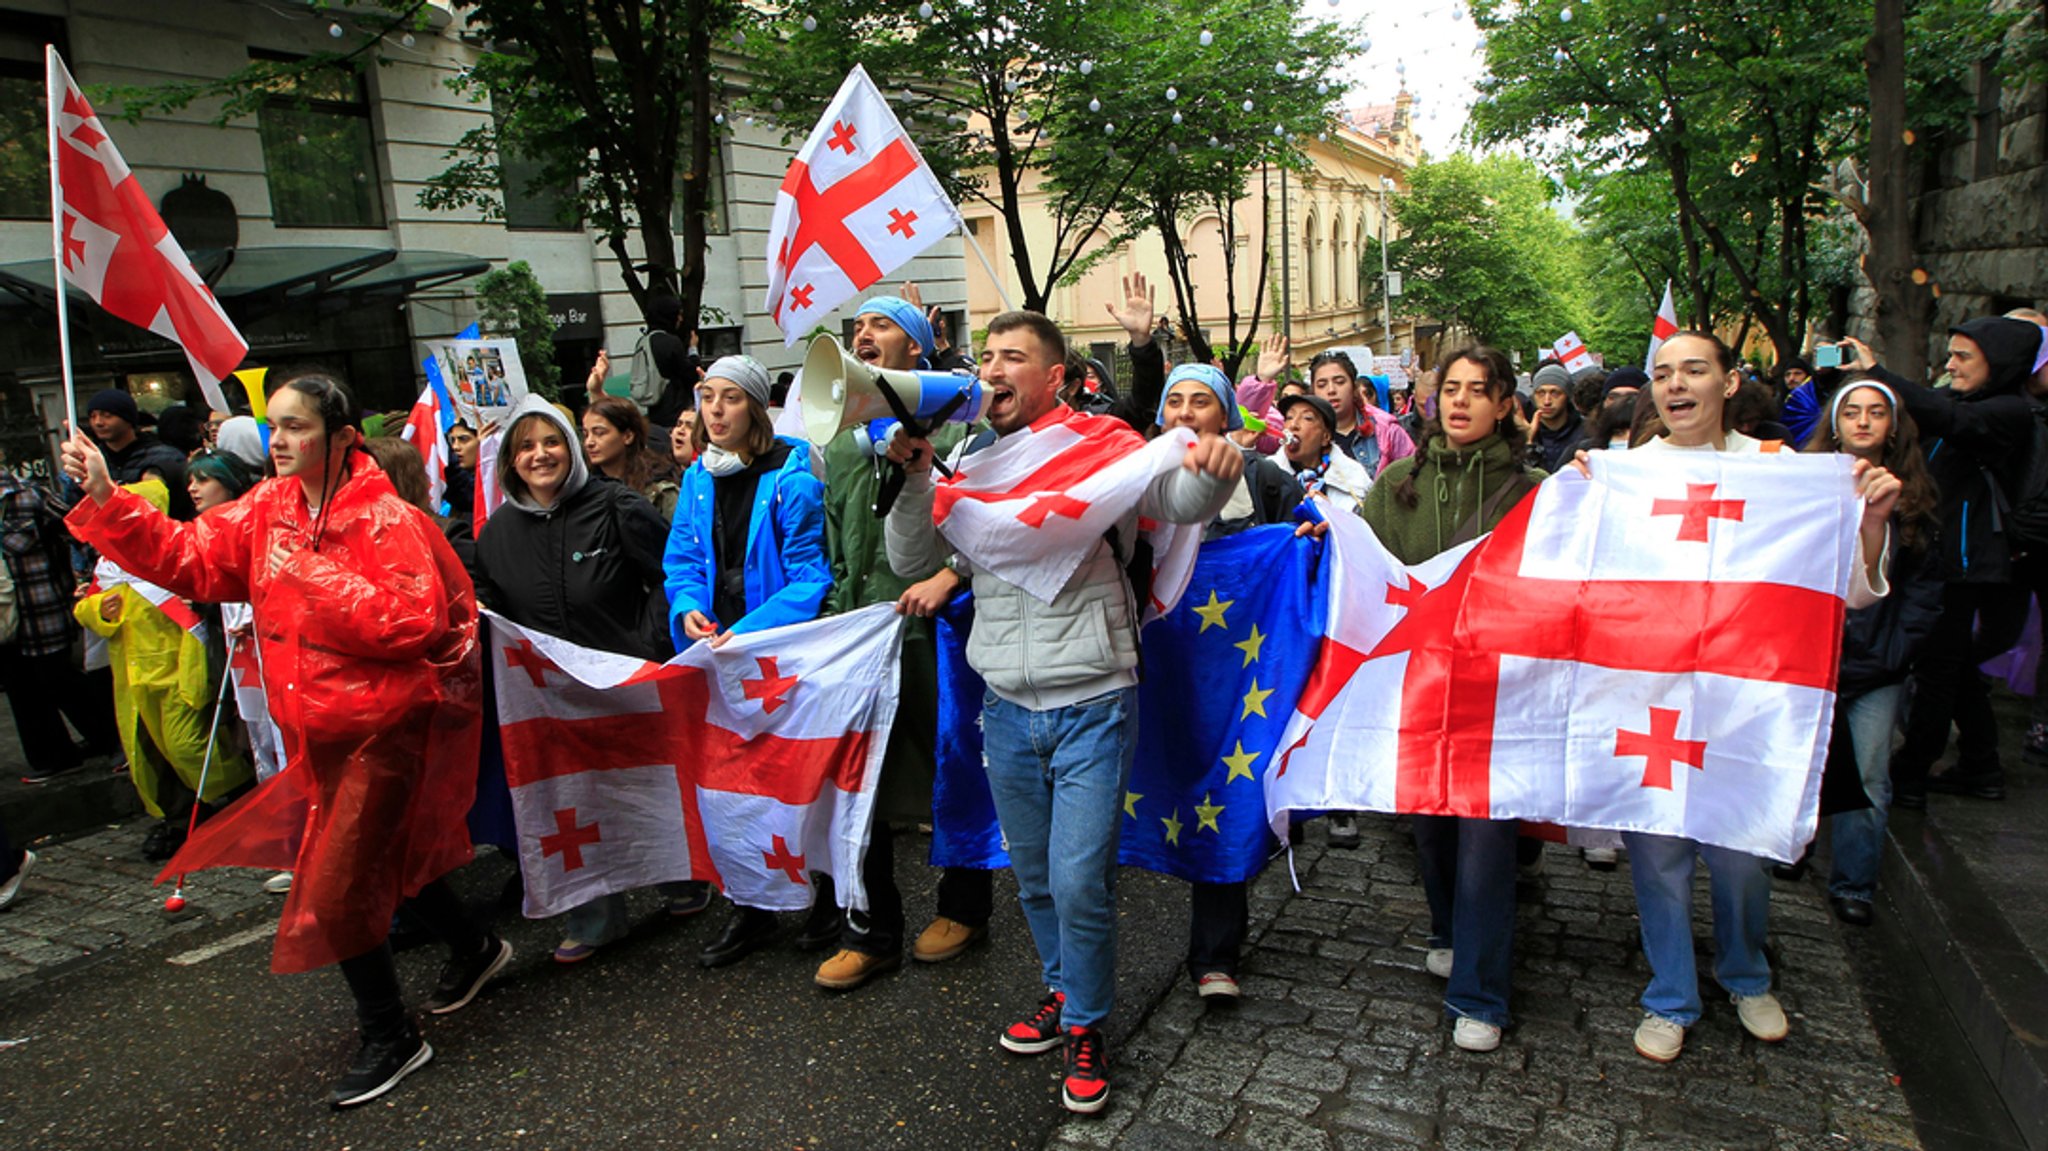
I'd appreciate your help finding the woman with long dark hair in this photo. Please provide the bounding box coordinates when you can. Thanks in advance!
[583,395,680,522]
[1356,345,1546,1055]
[1800,377,1943,924]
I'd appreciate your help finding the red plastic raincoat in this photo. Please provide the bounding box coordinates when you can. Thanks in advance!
[67,454,481,973]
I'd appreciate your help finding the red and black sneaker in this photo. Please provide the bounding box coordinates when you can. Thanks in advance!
[1061,1026,1109,1114]
[1000,989,1066,1054]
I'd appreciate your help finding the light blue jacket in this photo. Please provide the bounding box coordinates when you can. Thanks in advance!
[664,436,831,649]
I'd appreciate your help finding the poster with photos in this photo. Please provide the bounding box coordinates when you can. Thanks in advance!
[429,338,528,427]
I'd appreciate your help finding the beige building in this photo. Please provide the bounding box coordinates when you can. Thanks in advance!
[961,94,1423,376]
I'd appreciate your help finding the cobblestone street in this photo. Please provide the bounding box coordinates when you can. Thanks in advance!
[1056,817,1920,1151]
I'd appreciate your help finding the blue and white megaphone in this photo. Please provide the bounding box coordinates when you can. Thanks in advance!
[855,417,904,458]
[800,334,985,447]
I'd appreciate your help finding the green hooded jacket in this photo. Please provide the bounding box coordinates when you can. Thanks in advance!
[1357,432,1547,566]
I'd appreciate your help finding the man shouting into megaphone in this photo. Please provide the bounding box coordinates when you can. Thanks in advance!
[811,291,998,994]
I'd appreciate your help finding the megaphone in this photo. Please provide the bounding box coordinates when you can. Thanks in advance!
[800,335,984,446]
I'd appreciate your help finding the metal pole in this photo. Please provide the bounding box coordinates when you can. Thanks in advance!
[45,47,79,440]
[1279,165,1292,344]
[1379,180,1393,356]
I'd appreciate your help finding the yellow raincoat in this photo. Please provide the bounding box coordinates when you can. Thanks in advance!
[74,482,250,816]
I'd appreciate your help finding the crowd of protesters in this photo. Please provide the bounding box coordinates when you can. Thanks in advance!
[2,278,2041,1117]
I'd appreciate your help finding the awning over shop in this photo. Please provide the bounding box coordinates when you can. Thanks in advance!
[0,246,489,321]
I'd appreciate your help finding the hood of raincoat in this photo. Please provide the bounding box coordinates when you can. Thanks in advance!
[496,394,590,514]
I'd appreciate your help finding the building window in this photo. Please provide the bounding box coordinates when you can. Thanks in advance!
[1331,215,1346,304]
[252,52,386,228]
[0,12,65,221]
[493,103,578,231]
[1303,216,1320,311]
[672,138,729,237]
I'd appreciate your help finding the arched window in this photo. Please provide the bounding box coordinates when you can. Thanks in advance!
[1331,213,1346,304]
[1303,213,1320,310]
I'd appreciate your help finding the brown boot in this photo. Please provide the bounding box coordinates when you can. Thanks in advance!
[814,948,901,990]
[911,916,987,963]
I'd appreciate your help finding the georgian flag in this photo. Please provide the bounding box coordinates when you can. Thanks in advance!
[48,49,245,411]
[764,64,962,345]
[1645,281,1681,370]
[1264,451,1860,863]
[489,605,903,918]
[400,375,454,512]
[1552,330,1597,374]
[933,410,1207,616]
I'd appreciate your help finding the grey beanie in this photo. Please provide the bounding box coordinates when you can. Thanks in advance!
[705,355,772,409]
[1531,363,1573,391]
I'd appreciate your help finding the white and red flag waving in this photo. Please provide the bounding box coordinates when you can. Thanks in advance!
[764,64,962,345]
[1265,452,1861,863]
[47,49,246,412]
[932,411,1206,615]
[1645,280,1680,370]
[489,605,903,919]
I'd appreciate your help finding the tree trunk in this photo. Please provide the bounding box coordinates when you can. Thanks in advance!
[1862,0,1931,380]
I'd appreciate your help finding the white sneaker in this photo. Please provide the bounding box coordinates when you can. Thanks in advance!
[1634,1012,1685,1062]
[0,850,34,911]
[263,872,293,894]
[1452,1017,1501,1052]
[1327,814,1360,848]
[1425,948,1454,979]
[1731,992,1789,1042]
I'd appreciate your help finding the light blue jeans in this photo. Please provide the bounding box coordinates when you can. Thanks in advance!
[562,882,703,945]
[1623,831,1774,1026]
[980,687,1140,1032]
[1829,684,1904,903]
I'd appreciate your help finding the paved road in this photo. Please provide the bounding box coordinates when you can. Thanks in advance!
[1,814,1925,1151]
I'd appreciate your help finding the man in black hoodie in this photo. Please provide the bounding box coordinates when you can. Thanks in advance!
[1851,316,2048,804]
[1527,361,1583,473]
[86,389,194,520]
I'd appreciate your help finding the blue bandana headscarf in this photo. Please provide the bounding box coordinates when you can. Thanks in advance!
[1158,364,1244,431]
[856,296,934,369]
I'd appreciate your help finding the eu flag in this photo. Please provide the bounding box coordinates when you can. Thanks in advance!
[931,525,1327,884]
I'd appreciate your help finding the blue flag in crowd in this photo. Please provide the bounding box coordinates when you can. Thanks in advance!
[931,525,1328,884]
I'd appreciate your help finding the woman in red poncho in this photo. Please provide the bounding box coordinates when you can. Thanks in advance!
[61,369,510,1109]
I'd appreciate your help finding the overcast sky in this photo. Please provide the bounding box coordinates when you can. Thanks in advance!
[1312,0,1483,157]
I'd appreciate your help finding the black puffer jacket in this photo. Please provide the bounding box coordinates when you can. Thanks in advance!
[472,399,673,661]
[1877,316,2047,583]
[1838,543,1944,696]
[106,433,194,520]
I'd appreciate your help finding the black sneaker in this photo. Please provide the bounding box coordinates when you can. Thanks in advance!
[1927,768,2005,800]
[423,935,512,1015]
[1061,1026,1109,1113]
[141,820,186,863]
[1000,990,1066,1054]
[328,1027,433,1109]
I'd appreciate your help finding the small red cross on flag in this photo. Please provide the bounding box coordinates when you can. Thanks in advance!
[764,64,964,345]
[762,835,809,885]
[1615,707,1708,790]
[505,639,560,688]
[540,807,603,872]
[1651,483,1745,543]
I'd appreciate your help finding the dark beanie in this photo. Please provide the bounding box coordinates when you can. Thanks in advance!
[1604,366,1648,396]
[1951,316,2046,395]
[87,388,139,428]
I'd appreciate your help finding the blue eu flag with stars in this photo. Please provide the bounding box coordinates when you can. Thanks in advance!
[931,525,1327,884]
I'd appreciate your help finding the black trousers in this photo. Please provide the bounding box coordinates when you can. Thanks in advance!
[1187,880,1249,978]
[336,878,488,1041]
[845,820,995,956]
[0,647,118,773]
[1896,581,2032,791]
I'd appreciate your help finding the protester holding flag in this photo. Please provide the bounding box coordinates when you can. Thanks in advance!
[76,479,253,860]
[815,294,994,991]
[664,354,838,967]
[1309,351,1415,480]
[60,368,510,1109]
[1799,378,1943,925]
[1612,331,1899,1063]
[1354,346,1547,1055]
[1842,319,2047,806]
[883,310,1241,1114]
[476,396,705,962]
[583,396,681,523]
[1155,363,1304,998]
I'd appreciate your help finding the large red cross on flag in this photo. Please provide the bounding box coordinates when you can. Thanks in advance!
[927,407,1207,616]
[488,605,903,918]
[764,65,963,345]
[46,49,246,411]
[1263,451,1863,863]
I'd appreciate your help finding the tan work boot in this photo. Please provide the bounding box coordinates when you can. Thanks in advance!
[912,916,987,963]
[814,948,901,990]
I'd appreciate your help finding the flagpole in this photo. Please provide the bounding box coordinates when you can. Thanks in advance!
[960,225,1018,313]
[45,45,79,442]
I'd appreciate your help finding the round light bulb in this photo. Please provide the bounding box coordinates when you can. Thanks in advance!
[1080,59,1094,75]
[1166,86,1178,101]
[919,1,934,16]
[1560,7,1573,21]
[1242,98,1255,112]
[803,15,817,31]
[1089,97,1101,112]
[328,22,343,38]
[1200,30,1214,46]
[1172,111,1183,124]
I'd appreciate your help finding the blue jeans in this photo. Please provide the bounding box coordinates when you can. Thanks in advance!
[1412,815,1520,1028]
[1622,831,1773,1026]
[981,687,1139,1032]
[562,881,703,945]
[1829,684,1903,903]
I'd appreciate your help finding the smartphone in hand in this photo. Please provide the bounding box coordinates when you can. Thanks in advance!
[1814,343,1843,370]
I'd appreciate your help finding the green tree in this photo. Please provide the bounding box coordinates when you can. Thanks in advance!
[473,260,560,400]
[1366,154,1588,357]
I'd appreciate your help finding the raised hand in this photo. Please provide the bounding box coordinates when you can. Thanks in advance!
[1256,335,1292,383]
[1105,273,1157,346]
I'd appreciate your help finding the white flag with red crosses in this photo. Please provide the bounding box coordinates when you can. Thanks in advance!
[764,65,962,345]
[1264,451,1861,863]
[489,605,904,918]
